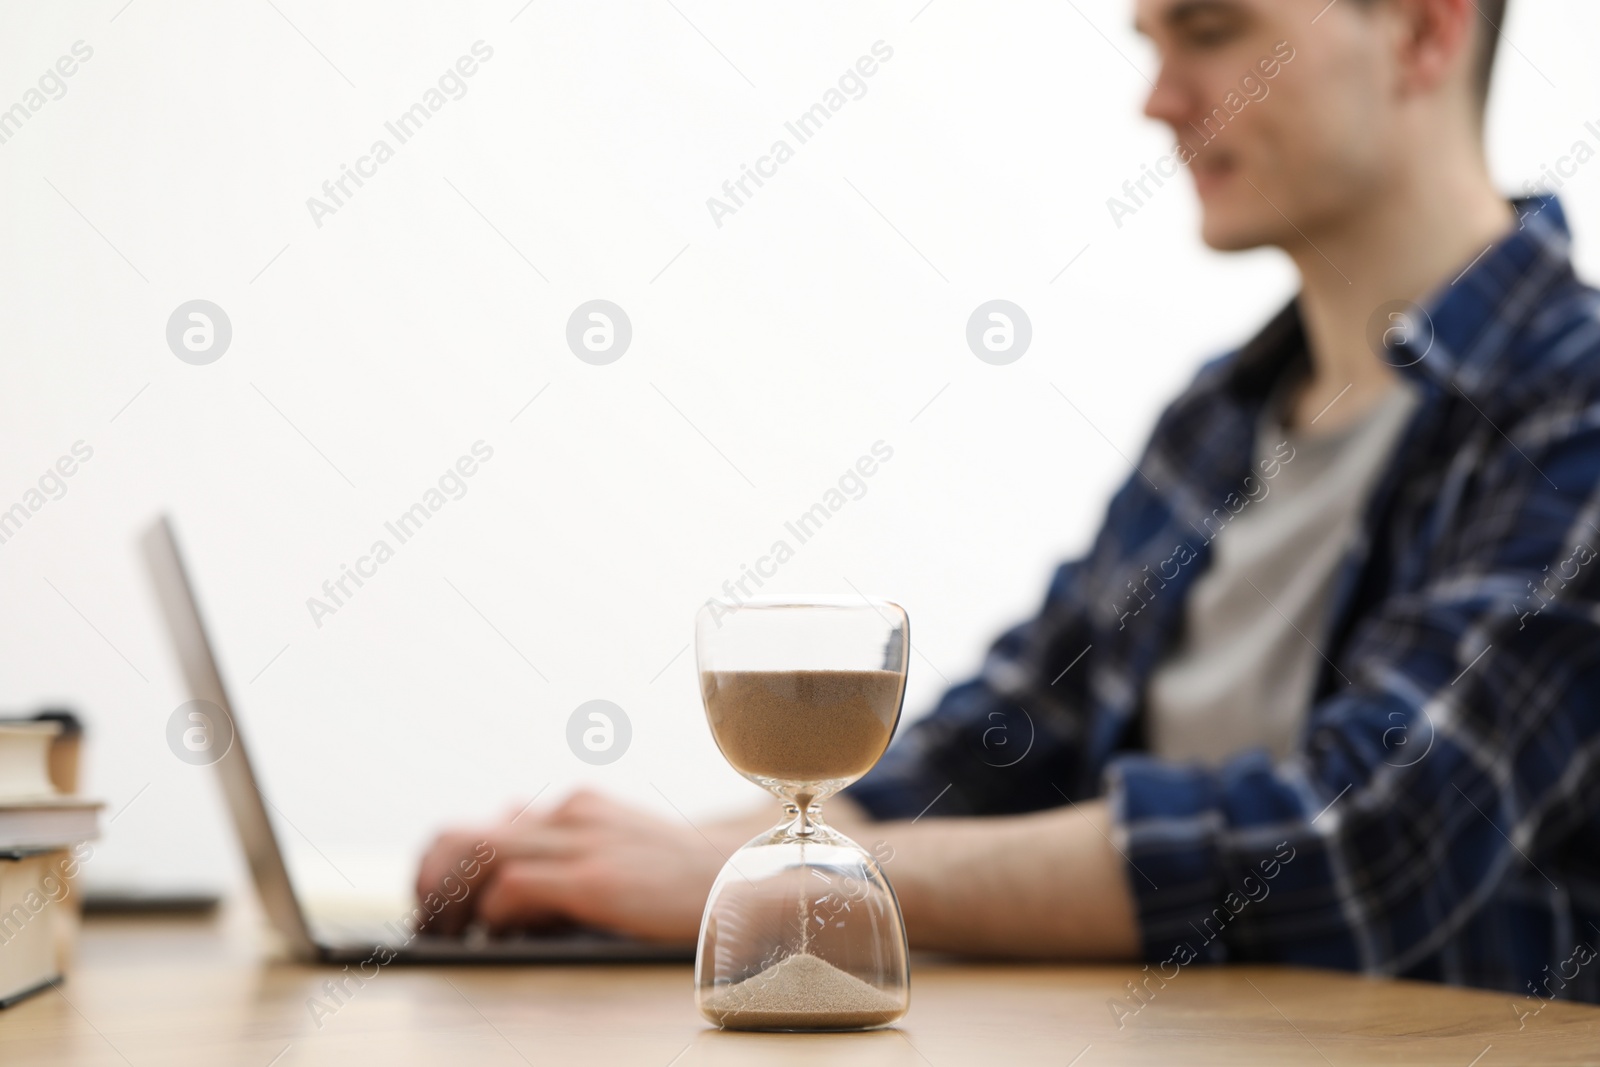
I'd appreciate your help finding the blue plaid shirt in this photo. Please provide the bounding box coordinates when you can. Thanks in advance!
[850,195,1600,1003]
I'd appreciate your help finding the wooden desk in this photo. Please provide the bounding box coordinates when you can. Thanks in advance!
[3,910,1597,1065]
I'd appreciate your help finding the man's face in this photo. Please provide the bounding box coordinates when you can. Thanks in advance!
[1135,0,1400,251]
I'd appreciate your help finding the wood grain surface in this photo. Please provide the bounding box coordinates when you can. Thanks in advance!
[2,908,1596,1066]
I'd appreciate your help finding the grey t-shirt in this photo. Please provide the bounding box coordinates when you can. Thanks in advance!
[1144,377,1421,767]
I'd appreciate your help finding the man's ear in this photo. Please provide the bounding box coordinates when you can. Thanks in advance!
[1390,0,1478,103]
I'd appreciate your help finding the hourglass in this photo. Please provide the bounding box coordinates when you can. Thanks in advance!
[693,595,911,1031]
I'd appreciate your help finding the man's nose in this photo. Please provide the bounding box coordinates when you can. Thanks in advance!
[1142,65,1189,130]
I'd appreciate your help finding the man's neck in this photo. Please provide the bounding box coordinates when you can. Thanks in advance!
[1281,148,1516,433]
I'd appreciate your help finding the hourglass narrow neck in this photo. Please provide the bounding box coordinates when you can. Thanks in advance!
[782,800,825,838]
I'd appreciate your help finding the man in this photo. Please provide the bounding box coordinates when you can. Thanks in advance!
[419,0,1600,1001]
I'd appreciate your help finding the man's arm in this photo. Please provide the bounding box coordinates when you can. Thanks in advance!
[413,788,1140,955]
[870,799,1140,958]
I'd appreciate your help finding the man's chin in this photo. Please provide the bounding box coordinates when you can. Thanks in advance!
[1198,209,1279,253]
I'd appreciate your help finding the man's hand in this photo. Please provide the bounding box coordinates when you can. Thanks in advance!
[414,789,1140,960]
[414,789,740,944]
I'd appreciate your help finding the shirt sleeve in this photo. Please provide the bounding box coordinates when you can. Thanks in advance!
[846,555,1102,820]
[1107,410,1600,973]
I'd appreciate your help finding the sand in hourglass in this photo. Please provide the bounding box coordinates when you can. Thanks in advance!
[702,951,904,1030]
[699,669,902,784]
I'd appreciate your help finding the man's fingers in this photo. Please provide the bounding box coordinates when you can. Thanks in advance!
[482,827,586,863]
[414,830,508,934]
[414,790,649,937]
[475,860,584,934]
[417,825,583,897]
[417,832,488,900]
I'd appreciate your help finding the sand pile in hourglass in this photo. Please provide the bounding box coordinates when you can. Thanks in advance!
[700,668,904,1029]
[702,951,903,1029]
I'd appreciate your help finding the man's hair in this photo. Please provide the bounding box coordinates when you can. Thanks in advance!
[1466,0,1507,109]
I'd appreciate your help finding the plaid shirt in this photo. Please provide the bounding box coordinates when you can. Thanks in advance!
[849,195,1600,1002]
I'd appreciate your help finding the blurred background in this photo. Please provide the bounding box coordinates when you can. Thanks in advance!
[1,0,1596,904]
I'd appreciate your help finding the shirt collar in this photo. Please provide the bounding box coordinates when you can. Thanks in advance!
[1221,195,1577,416]
[1398,194,1575,410]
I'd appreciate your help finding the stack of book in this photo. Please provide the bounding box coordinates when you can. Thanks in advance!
[0,714,101,1008]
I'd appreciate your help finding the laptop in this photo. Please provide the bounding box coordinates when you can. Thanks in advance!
[141,515,693,964]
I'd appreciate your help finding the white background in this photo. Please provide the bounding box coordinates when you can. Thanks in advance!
[1,0,1596,902]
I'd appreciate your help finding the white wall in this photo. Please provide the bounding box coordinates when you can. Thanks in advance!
[1,0,1595,902]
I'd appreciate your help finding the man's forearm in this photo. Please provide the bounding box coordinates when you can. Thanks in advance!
[704,795,1138,958]
[869,800,1142,959]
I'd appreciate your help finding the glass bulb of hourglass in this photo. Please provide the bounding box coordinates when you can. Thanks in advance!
[692,597,911,1032]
